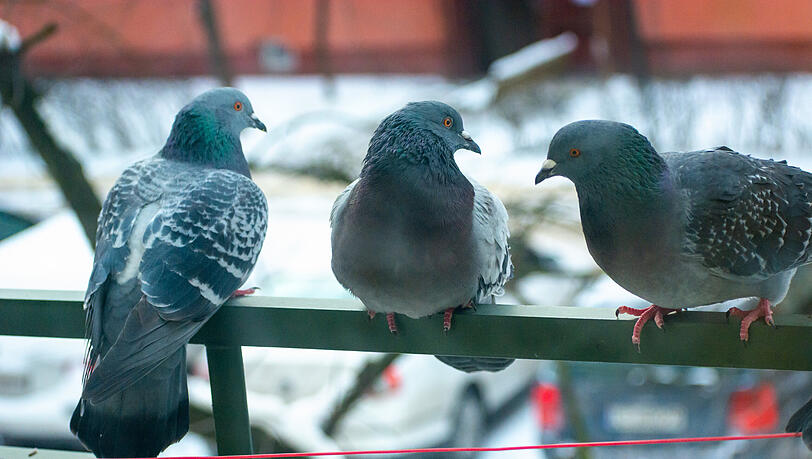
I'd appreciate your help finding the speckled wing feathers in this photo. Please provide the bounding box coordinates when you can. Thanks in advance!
[139,169,267,319]
[82,159,167,381]
[674,148,812,281]
[81,158,267,400]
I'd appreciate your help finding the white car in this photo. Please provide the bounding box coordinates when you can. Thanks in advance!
[0,336,84,450]
[0,336,212,456]
[188,347,540,454]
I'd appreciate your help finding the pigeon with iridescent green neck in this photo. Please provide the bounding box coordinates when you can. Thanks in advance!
[70,88,268,457]
[535,120,812,347]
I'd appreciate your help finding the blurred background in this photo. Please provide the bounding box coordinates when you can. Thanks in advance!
[0,0,811,457]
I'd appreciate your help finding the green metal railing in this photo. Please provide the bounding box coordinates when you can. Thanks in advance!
[1,288,811,455]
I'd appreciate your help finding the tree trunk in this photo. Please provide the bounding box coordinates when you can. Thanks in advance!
[197,0,233,87]
[314,0,335,98]
[0,26,101,247]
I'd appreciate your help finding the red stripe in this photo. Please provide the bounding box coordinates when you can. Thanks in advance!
[146,432,802,459]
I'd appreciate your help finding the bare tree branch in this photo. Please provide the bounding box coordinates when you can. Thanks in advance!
[322,353,400,436]
[0,23,102,247]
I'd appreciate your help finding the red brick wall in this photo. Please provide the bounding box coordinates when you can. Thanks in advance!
[2,0,457,76]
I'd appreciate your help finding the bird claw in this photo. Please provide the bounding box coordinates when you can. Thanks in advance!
[367,310,376,321]
[386,313,398,334]
[616,305,680,348]
[443,308,454,332]
[726,298,774,341]
[231,287,260,298]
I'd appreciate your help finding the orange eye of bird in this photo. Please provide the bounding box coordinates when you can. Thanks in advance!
[443,117,453,128]
[569,148,581,158]
[233,101,243,111]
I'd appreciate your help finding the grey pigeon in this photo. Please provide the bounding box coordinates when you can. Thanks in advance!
[787,397,812,450]
[330,101,514,373]
[70,88,268,457]
[535,120,812,346]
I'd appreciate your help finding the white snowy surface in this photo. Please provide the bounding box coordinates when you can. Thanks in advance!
[0,212,92,291]
[0,19,20,52]
[489,32,579,82]
[481,402,542,459]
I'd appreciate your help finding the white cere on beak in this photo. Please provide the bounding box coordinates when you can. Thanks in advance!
[541,159,557,170]
[250,113,261,122]
[460,130,472,141]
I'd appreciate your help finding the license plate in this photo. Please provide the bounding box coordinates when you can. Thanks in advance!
[606,403,689,434]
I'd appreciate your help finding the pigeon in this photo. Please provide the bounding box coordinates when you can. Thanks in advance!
[535,120,812,347]
[70,88,268,457]
[330,101,514,373]
[787,397,812,450]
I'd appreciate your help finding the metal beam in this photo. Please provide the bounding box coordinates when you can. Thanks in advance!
[205,344,253,455]
[0,288,810,371]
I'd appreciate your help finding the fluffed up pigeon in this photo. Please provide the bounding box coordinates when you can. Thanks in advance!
[535,120,812,347]
[330,101,514,373]
[70,88,268,457]
[787,397,812,450]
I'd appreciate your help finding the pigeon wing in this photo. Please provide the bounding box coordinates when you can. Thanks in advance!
[436,180,515,374]
[83,168,268,402]
[329,178,358,227]
[470,179,514,302]
[672,148,812,281]
[82,159,167,382]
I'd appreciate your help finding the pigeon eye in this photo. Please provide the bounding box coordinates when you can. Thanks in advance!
[569,148,581,158]
[443,117,453,128]
[233,101,243,111]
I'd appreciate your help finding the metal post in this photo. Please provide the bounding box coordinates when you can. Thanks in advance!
[205,344,254,455]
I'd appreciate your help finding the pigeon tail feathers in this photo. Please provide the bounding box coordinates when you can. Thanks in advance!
[71,348,189,457]
[82,297,208,403]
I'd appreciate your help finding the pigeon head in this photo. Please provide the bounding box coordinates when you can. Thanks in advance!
[398,101,481,155]
[193,87,266,134]
[365,101,480,171]
[535,120,665,192]
[160,87,266,176]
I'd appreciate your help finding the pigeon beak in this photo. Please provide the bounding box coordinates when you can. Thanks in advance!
[460,131,481,154]
[535,159,557,184]
[250,113,267,132]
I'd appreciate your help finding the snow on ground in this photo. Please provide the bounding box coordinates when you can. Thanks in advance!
[0,19,20,51]
[489,32,579,83]
[0,212,92,291]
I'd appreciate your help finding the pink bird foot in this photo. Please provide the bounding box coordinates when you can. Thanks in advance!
[231,287,259,298]
[616,305,681,349]
[367,310,376,320]
[443,308,454,332]
[386,312,398,334]
[726,298,774,341]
